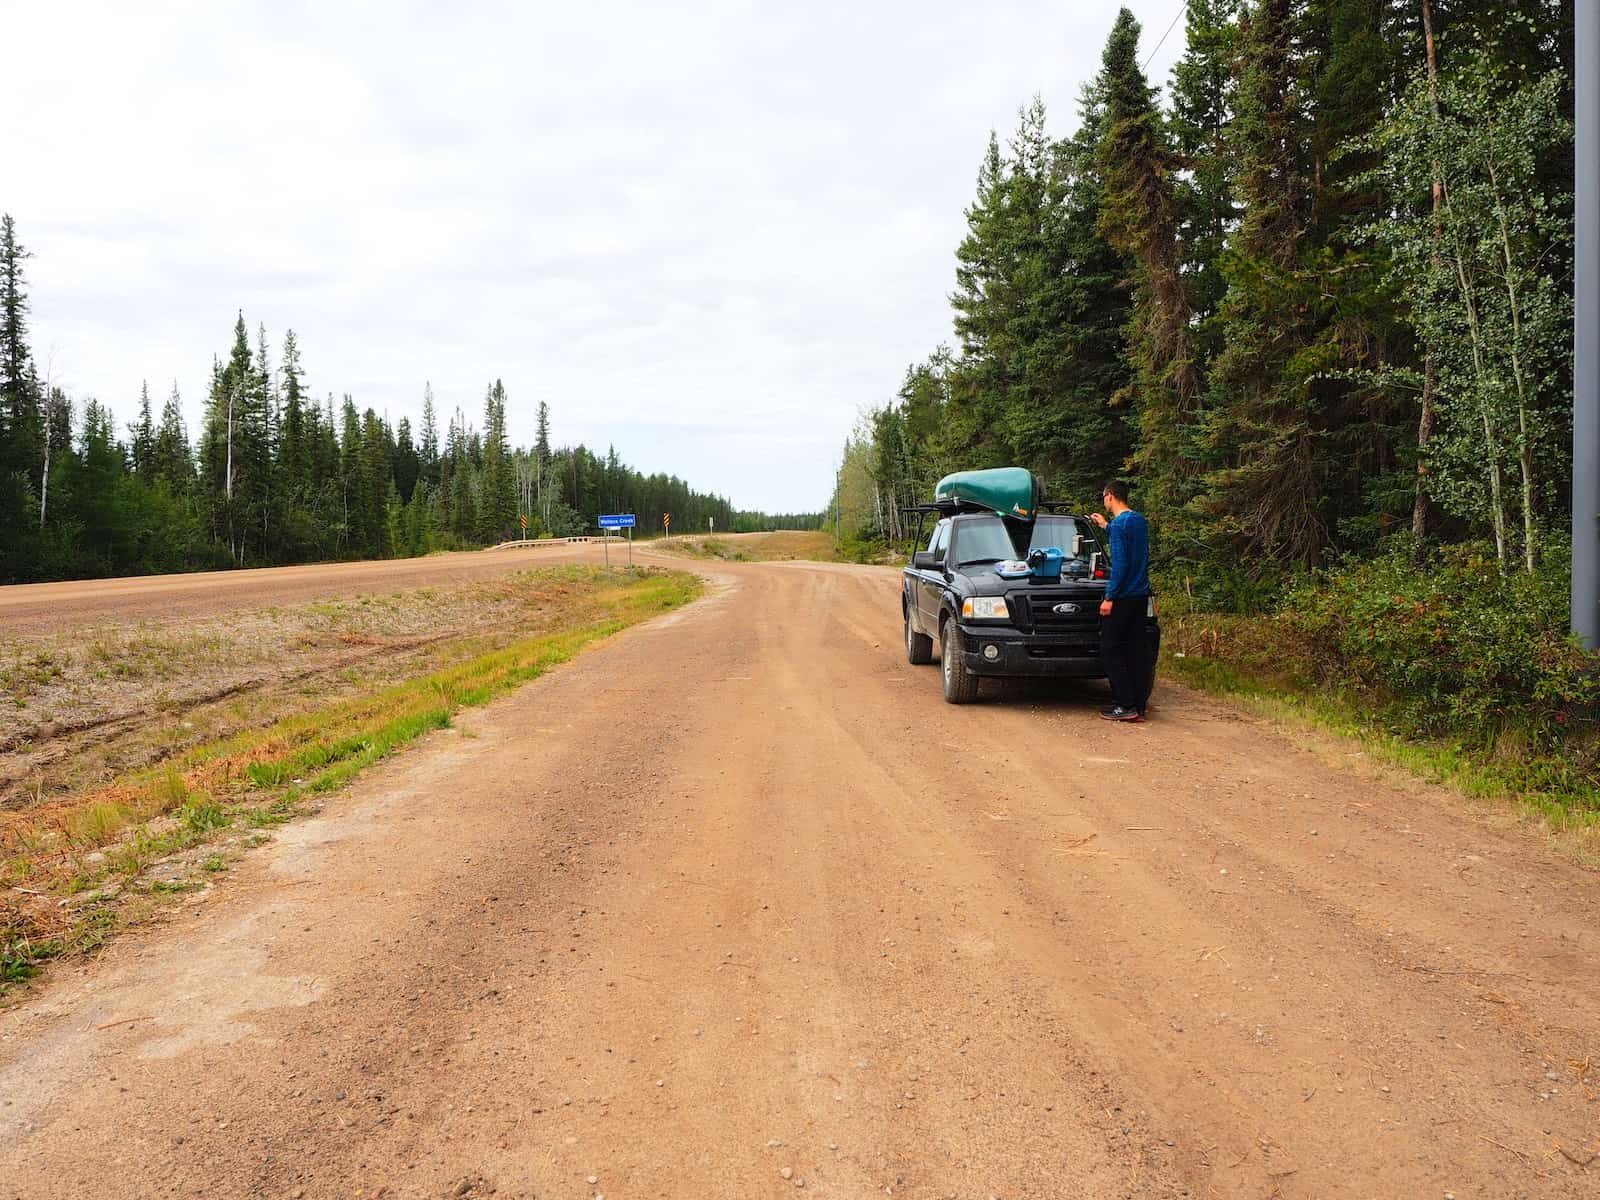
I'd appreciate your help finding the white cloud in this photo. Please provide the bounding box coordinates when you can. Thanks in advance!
[8,0,1186,512]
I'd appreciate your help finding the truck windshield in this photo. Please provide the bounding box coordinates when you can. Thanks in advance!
[953,515,1093,567]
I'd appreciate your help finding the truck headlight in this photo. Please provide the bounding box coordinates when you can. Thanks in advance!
[961,596,1009,620]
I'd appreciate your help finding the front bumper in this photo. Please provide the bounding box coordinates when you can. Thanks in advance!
[955,619,1162,679]
[956,622,1106,678]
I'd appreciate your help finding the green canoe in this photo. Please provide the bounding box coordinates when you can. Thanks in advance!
[932,467,1042,520]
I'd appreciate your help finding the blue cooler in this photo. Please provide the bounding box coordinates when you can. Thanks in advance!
[1027,547,1065,581]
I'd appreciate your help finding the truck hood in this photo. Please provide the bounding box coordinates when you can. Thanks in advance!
[953,568,1104,597]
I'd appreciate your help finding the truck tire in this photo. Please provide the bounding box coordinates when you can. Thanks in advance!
[905,606,934,665]
[940,619,980,704]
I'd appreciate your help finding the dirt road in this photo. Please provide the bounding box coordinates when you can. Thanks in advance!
[2,559,1596,1198]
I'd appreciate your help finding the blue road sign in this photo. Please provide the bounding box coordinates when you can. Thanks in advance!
[598,514,636,529]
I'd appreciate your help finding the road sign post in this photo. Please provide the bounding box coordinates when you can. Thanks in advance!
[599,514,636,571]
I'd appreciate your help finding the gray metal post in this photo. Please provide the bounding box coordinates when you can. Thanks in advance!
[1577,0,1599,647]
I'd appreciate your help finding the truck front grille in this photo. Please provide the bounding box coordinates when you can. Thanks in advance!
[1010,590,1101,632]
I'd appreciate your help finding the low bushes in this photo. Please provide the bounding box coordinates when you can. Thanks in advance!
[1283,541,1598,749]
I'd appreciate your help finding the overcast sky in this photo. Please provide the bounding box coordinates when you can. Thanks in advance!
[8,1,1186,514]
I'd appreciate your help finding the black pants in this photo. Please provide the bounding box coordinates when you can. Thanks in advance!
[1100,594,1152,712]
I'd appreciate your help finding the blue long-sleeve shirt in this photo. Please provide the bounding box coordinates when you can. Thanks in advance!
[1105,510,1151,600]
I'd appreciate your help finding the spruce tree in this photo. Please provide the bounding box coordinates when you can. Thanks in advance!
[949,129,1014,465]
[0,214,43,534]
[393,417,420,502]
[279,330,307,483]
[478,380,517,543]
[419,383,440,487]
[339,397,366,552]
[1096,7,1198,519]
[1194,0,1327,565]
[131,381,156,477]
[1168,0,1241,332]
[153,383,193,488]
[361,408,390,554]
[534,399,551,523]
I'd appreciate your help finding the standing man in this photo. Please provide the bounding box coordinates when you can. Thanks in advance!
[1090,480,1152,723]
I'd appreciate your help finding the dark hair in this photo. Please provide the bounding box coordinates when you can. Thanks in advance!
[1102,479,1130,504]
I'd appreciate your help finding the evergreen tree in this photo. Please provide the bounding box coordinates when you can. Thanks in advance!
[130,381,156,477]
[361,408,390,553]
[1168,0,1242,332]
[946,100,1132,498]
[1096,7,1199,519]
[338,397,366,551]
[393,417,420,502]
[152,383,194,488]
[279,329,307,484]
[1193,0,1326,564]
[478,380,517,543]
[0,214,43,543]
[419,383,440,486]
[534,399,551,523]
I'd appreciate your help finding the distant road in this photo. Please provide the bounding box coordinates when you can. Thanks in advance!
[0,544,624,636]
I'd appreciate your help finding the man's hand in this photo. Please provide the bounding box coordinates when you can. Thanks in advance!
[1089,512,1108,529]
[1100,599,1113,617]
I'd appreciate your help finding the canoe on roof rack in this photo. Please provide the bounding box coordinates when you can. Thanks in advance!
[929,467,1043,520]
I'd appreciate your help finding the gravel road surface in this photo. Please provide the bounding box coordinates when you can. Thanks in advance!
[1,556,1596,1198]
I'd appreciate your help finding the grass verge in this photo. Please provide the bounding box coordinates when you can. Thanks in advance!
[1,565,701,993]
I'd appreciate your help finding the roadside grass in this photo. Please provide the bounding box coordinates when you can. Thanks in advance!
[1,565,659,808]
[0,565,700,993]
[1162,632,1600,866]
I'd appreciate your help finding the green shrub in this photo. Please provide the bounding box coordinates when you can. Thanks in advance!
[1279,540,1599,753]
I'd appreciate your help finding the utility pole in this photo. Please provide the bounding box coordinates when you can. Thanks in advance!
[835,464,842,542]
[1577,0,1598,647]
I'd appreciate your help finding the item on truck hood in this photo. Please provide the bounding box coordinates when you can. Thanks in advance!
[932,467,1042,520]
[1027,547,1065,580]
[994,559,1032,578]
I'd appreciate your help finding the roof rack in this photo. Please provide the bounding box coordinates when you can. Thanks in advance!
[900,500,1087,518]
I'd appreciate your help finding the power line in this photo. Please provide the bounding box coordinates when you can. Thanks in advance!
[1143,1,1186,70]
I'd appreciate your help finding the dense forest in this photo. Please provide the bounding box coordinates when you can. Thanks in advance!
[0,218,815,583]
[837,0,1575,588]
[834,0,1594,783]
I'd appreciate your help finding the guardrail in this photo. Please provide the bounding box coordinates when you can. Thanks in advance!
[486,537,602,550]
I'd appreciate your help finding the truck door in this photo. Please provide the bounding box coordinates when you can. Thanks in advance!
[919,519,950,631]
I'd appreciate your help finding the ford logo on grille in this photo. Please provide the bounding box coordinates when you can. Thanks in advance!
[1052,602,1081,614]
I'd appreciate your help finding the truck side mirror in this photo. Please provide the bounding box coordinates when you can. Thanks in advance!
[912,550,941,571]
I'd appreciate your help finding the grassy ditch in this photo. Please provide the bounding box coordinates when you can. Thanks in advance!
[1,565,700,991]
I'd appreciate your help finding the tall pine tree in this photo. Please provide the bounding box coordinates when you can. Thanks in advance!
[1096,8,1198,521]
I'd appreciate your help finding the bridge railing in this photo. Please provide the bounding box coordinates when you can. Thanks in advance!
[486,537,602,550]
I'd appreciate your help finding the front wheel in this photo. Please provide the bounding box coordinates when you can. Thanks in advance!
[906,606,934,665]
[940,620,980,704]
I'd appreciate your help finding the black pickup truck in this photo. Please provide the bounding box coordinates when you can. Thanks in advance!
[901,508,1159,704]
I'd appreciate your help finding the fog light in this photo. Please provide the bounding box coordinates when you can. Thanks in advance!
[982,643,1000,661]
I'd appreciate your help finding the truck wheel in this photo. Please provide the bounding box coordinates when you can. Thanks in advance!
[940,620,980,704]
[905,607,934,665]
